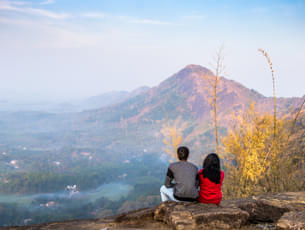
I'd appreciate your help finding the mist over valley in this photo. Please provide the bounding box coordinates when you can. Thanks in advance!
[0,65,304,227]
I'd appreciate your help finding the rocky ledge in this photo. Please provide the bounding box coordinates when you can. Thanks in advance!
[1,192,305,230]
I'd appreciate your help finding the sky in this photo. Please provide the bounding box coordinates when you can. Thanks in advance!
[0,0,305,101]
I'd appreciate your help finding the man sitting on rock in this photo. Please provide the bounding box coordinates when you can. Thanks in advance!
[160,146,198,202]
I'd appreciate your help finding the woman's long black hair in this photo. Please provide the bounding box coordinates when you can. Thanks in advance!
[202,153,221,184]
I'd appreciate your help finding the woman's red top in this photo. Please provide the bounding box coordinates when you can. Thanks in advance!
[198,169,224,205]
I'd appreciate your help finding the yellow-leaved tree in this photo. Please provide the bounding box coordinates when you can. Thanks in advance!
[160,117,188,161]
[222,103,270,197]
[221,102,299,198]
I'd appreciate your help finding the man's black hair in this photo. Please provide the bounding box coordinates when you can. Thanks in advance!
[177,146,189,161]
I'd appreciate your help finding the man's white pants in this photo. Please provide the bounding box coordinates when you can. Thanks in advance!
[160,185,179,202]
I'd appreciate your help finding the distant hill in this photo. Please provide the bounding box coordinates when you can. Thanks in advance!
[81,86,150,111]
[78,64,304,162]
[81,90,130,111]
[88,65,304,123]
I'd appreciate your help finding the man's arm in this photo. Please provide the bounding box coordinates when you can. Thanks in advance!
[164,167,174,188]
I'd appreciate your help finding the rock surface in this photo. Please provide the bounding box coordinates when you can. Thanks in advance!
[154,201,249,229]
[277,210,305,230]
[1,191,304,230]
[222,192,305,223]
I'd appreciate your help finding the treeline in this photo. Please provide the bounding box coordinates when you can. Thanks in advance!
[0,153,166,194]
[1,171,106,194]
[0,166,120,194]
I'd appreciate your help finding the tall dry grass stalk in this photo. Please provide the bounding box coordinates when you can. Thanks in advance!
[258,49,277,139]
[258,49,279,189]
[203,46,225,155]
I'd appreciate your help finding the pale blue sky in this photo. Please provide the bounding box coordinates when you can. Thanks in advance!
[0,0,304,101]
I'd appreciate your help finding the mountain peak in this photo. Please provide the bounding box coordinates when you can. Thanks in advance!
[166,64,214,88]
[183,64,213,75]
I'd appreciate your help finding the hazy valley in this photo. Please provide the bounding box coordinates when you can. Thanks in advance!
[0,65,304,227]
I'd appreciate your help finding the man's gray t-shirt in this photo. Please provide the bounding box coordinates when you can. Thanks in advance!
[164,161,198,201]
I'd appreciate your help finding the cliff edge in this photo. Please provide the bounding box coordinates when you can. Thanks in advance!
[1,191,305,230]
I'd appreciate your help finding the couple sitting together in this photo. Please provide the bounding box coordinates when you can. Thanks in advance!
[160,146,224,205]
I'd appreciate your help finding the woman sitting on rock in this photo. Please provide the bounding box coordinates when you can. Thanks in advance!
[198,153,224,205]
